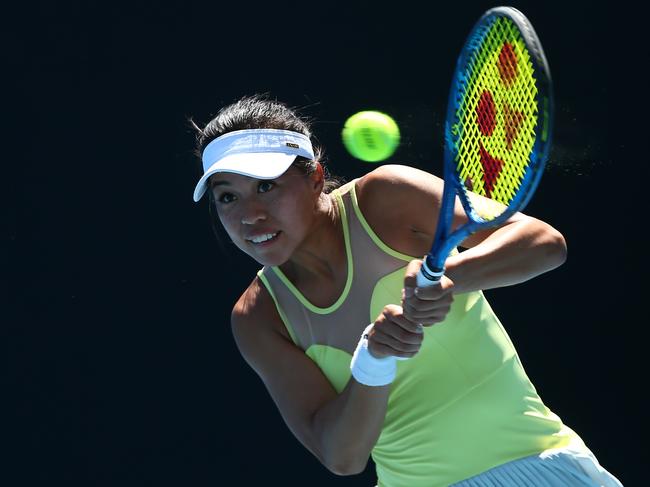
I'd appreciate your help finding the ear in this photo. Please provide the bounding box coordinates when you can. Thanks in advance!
[310,161,325,194]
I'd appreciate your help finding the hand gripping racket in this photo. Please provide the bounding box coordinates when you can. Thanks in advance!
[417,6,554,288]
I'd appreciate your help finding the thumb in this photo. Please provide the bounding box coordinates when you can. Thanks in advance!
[403,259,423,297]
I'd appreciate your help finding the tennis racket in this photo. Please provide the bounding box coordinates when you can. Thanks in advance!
[417,6,554,287]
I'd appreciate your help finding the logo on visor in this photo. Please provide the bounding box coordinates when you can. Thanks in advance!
[285,142,299,149]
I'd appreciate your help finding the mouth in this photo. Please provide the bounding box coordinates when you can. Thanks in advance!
[246,231,282,247]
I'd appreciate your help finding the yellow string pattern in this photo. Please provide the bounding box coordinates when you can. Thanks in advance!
[452,17,538,220]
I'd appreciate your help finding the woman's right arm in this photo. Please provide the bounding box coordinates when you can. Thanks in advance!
[230,278,420,475]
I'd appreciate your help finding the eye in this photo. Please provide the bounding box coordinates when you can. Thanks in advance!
[258,181,274,193]
[217,192,236,204]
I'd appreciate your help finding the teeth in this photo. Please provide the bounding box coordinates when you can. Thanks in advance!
[250,232,278,243]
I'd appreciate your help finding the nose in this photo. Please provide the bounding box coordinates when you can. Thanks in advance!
[240,200,267,225]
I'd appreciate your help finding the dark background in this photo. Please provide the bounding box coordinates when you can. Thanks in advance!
[4,0,644,485]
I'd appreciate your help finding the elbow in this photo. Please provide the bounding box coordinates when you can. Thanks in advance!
[325,459,367,477]
[322,451,369,476]
[541,226,567,271]
[308,407,372,476]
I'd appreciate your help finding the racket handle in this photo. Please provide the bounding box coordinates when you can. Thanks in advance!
[417,259,444,288]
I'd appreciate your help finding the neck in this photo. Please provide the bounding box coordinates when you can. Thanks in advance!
[280,192,345,284]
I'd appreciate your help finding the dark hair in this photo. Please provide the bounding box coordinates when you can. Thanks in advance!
[189,94,344,252]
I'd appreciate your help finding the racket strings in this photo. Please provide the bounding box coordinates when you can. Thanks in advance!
[453,17,540,219]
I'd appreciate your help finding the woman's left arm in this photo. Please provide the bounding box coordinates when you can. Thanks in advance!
[400,214,566,327]
[443,213,567,294]
[357,164,567,303]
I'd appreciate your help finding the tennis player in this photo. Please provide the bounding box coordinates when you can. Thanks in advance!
[191,94,623,486]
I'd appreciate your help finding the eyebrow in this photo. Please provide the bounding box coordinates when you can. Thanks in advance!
[209,180,230,188]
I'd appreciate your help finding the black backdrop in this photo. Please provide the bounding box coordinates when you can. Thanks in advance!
[5,1,644,485]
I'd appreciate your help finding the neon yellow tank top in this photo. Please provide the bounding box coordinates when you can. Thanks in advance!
[257,179,586,486]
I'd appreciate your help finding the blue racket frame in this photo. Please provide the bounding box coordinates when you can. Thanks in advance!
[420,6,554,283]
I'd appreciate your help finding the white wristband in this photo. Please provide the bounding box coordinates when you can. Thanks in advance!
[350,324,397,386]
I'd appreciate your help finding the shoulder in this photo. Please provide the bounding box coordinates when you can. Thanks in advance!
[356,165,444,216]
[357,163,443,189]
[355,164,444,237]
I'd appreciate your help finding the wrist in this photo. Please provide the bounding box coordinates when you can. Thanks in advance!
[350,324,397,386]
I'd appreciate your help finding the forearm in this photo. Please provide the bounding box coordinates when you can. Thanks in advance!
[311,379,390,475]
[445,216,567,294]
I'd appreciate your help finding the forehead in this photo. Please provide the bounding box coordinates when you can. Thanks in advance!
[208,172,258,188]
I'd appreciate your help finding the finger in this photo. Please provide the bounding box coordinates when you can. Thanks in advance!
[412,276,454,301]
[375,321,424,345]
[402,299,452,319]
[375,308,424,342]
[369,341,419,359]
[402,259,424,298]
[402,296,453,314]
[401,299,453,326]
[371,328,423,354]
[382,305,424,334]
[401,313,447,327]
[400,306,451,323]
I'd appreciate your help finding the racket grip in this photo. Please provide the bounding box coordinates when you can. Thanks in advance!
[417,259,444,288]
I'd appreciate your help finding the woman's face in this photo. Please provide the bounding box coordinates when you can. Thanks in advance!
[208,166,322,266]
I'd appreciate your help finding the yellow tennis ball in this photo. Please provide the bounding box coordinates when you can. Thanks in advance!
[342,111,400,162]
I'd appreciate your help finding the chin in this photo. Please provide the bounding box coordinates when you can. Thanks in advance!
[239,233,296,267]
[258,253,291,267]
[243,249,291,268]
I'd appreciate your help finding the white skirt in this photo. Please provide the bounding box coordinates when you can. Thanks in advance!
[450,446,623,486]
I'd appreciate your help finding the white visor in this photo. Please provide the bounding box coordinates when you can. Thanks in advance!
[193,128,315,202]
